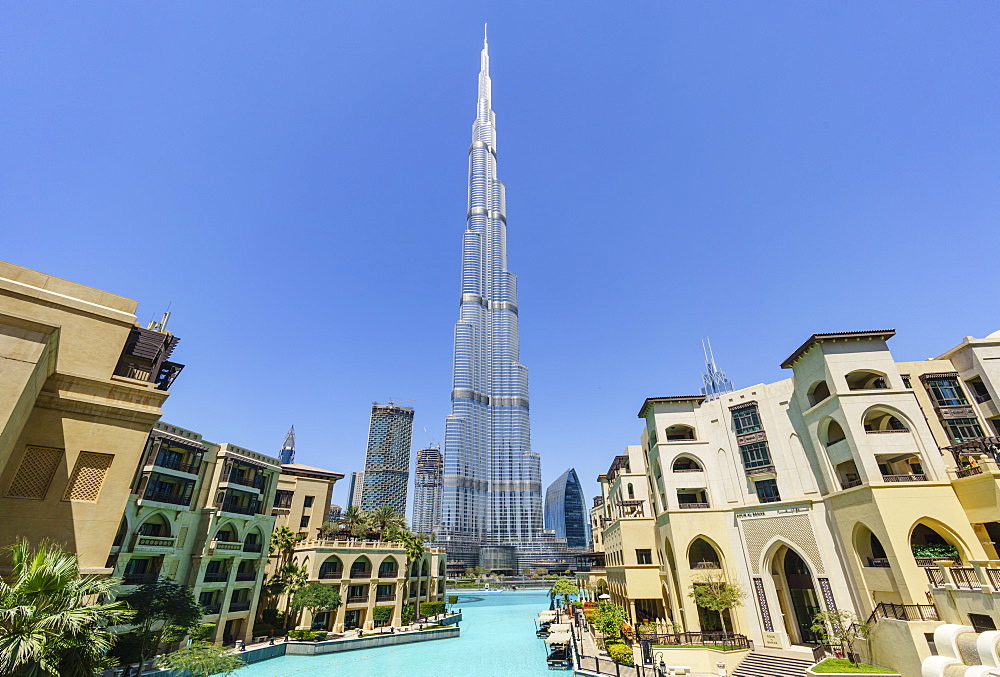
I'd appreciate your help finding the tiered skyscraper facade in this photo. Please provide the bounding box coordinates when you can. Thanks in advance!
[360,403,414,514]
[436,31,546,569]
[411,446,443,534]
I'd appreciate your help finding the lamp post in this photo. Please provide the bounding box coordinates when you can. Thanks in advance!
[654,651,666,677]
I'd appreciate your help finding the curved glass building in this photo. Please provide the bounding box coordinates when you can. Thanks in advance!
[435,31,545,570]
[544,468,591,549]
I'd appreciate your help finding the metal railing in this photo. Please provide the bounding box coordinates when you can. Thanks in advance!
[225,470,265,490]
[916,557,960,567]
[122,572,158,585]
[243,542,263,553]
[142,490,191,507]
[376,594,396,602]
[637,631,752,651]
[235,571,256,582]
[203,572,228,583]
[319,570,342,579]
[841,478,863,489]
[347,595,368,603]
[678,503,709,510]
[672,467,704,473]
[691,561,721,569]
[202,604,221,615]
[218,501,258,515]
[925,568,945,586]
[350,570,371,579]
[882,474,927,482]
[956,466,984,478]
[987,569,1000,590]
[379,569,398,578]
[153,454,200,474]
[866,557,890,568]
[951,567,982,590]
[229,601,251,612]
[871,602,939,622]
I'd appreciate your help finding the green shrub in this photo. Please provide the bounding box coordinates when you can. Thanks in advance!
[189,623,215,642]
[160,624,190,644]
[311,631,328,642]
[373,606,393,624]
[421,601,446,616]
[401,604,415,625]
[911,543,959,559]
[259,608,285,627]
[447,595,458,606]
[607,643,634,665]
[252,623,275,637]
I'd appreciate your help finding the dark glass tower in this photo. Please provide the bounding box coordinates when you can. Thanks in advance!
[360,403,414,515]
[544,468,591,549]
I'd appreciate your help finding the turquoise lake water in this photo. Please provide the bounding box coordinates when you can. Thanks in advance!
[230,591,557,677]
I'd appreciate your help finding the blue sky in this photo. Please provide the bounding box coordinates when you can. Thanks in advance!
[3,2,998,516]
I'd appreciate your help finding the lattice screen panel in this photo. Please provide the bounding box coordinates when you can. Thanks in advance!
[6,446,64,499]
[741,514,825,574]
[63,452,113,501]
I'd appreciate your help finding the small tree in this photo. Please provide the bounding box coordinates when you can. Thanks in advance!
[291,582,342,628]
[592,600,629,639]
[811,610,874,666]
[688,573,745,634]
[155,642,245,677]
[268,562,309,629]
[401,603,415,625]
[372,606,393,627]
[550,578,578,607]
[120,579,203,669]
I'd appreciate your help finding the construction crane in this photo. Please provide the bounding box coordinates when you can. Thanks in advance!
[386,398,416,407]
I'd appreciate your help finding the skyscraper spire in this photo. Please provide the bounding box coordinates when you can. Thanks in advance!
[700,338,735,401]
[279,425,296,465]
[436,31,547,571]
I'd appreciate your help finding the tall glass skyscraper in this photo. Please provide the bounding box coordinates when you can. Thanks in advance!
[436,31,545,569]
[412,446,443,535]
[360,403,414,515]
[544,468,591,549]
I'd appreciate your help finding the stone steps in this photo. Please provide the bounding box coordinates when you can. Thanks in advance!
[732,651,815,677]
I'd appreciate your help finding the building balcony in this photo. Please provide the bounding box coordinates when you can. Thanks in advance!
[691,561,721,570]
[223,470,265,491]
[379,570,398,578]
[203,572,229,583]
[376,594,396,602]
[743,464,776,477]
[882,473,928,483]
[243,542,264,553]
[141,490,192,507]
[122,572,158,585]
[229,601,252,612]
[347,595,368,604]
[234,571,256,582]
[217,501,259,516]
[151,454,201,476]
[840,478,864,489]
[132,535,177,551]
[956,466,985,479]
[866,557,891,568]
[319,571,342,580]
[678,502,709,510]
[350,570,371,579]
[209,539,243,554]
[202,604,221,615]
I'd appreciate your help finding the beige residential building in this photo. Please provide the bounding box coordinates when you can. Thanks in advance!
[595,329,1000,674]
[596,446,664,625]
[0,261,180,574]
[266,466,447,632]
[111,421,282,643]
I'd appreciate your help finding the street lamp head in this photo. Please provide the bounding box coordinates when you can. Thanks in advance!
[598,593,610,600]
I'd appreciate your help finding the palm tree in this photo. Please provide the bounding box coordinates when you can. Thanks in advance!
[0,539,134,677]
[338,506,369,539]
[368,505,406,541]
[269,526,298,569]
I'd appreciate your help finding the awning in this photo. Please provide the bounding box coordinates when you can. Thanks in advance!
[545,632,572,644]
[547,623,571,632]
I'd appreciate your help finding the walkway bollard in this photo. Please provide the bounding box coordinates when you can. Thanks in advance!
[716,661,727,676]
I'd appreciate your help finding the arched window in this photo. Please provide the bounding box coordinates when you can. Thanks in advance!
[688,538,722,569]
[910,523,962,565]
[824,420,846,446]
[137,514,171,538]
[627,483,635,499]
[664,425,696,441]
[379,556,398,578]
[672,456,703,472]
[846,370,889,391]
[863,409,908,432]
[350,556,372,578]
[215,524,237,542]
[320,556,343,579]
[808,381,831,406]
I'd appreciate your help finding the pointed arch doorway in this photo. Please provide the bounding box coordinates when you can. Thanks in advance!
[770,545,823,644]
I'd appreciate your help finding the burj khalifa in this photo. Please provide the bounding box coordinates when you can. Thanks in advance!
[435,29,560,571]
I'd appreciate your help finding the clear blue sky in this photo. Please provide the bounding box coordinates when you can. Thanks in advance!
[3,2,998,515]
